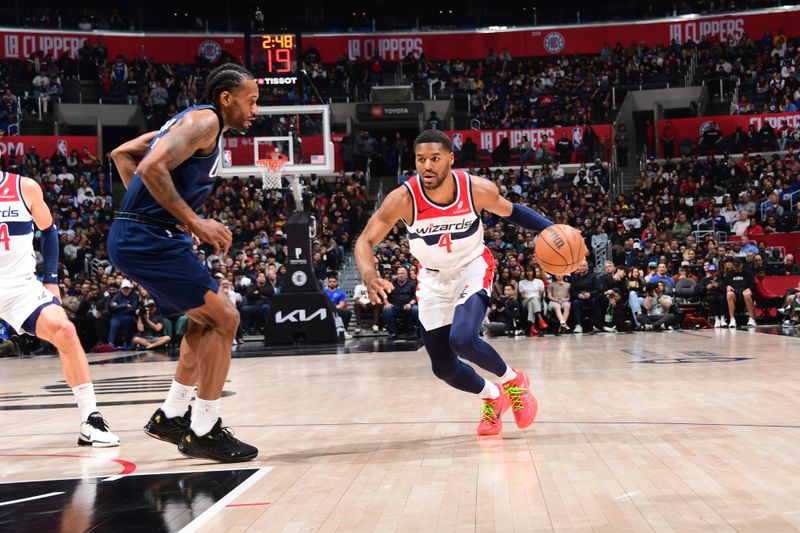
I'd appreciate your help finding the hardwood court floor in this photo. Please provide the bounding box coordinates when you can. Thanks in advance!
[1,329,799,532]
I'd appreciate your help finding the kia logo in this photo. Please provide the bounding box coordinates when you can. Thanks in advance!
[275,308,328,323]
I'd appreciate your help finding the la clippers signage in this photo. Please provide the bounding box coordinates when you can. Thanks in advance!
[303,7,800,61]
[356,103,424,121]
[0,27,244,64]
[656,112,800,157]
[445,125,613,155]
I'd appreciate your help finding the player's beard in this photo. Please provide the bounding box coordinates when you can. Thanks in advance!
[421,170,448,190]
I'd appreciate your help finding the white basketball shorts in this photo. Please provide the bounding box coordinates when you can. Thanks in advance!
[416,247,495,330]
[0,275,58,334]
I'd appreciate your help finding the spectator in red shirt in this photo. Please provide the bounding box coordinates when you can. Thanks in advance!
[743,217,764,237]
[80,147,99,167]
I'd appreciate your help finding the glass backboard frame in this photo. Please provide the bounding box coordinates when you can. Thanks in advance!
[216,104,334,178]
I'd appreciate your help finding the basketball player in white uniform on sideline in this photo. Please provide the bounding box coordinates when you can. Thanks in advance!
[0,171,119,446]
[355,129,554,436]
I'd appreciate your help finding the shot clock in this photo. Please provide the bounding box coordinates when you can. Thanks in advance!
[247,32,301,86]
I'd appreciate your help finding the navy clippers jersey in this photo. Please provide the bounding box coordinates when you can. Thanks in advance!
[118,104,224,225]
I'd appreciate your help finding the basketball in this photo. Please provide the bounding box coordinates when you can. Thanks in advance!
[534,224,587,275]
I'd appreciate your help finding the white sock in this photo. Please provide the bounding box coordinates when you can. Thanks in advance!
[190,397,220,437]
[72,382,97,421]
[161,380,195,418]
[479,379,500,400]
[497,366,517,384]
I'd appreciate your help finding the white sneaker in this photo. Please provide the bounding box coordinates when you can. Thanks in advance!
[602,326,617,333]
[714,317,722,328]
[353,327,361,335]
[78,412,119,447]
[573,325,583,334]
[783,320,794,328]
[719,317,727,327]
[371,324,379,333]
[343,332,353,340]
[747,318,757,328]
[728,318,737,329]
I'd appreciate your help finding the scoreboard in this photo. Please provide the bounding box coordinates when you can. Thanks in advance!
[247,32,301,86]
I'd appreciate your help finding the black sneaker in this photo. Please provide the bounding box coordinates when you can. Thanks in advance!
[144,406,192,445]
[178,418,258,463]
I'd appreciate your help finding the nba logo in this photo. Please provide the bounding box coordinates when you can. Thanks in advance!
[572,127,583,148]
[452,133,463,152]
[56,140,67,156]
[223,150,232,168]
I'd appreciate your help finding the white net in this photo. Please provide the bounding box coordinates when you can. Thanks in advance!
[256,155,288,190]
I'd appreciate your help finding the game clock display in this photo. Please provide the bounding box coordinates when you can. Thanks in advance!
[248,33,300,79]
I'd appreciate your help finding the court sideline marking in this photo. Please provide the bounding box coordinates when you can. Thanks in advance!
[178,466,272,533]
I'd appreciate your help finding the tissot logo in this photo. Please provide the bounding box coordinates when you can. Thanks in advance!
[275,308,328,323]
[416,219,472,236]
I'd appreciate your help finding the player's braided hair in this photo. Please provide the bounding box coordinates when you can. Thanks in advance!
[414,129,452,152]
[202,63,254,106]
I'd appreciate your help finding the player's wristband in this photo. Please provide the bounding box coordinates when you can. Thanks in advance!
[40,224,59,284]
[503,203,554,232]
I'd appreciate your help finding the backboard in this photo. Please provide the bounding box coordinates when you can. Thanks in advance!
[216,104,334,179]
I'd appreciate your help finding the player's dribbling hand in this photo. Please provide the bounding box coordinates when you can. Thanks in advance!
[368,278,394,305]
[191,218,232,255]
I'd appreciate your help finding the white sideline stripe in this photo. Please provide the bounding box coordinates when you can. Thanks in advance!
[0,466,263,485]
[179,467,272,533]
[0,491,65,507]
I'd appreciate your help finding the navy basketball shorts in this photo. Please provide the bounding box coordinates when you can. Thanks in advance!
[108,220,218,315]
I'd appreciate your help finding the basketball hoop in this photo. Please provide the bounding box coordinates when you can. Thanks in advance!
[256,153,289,191]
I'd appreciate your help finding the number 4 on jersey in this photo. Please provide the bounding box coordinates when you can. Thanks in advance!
[0,223,9,251]
[438,233,452,253]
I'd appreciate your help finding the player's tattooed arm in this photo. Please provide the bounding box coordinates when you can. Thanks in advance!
[135,111,219,227]
[110,130,158,189]
[355,186,412,304]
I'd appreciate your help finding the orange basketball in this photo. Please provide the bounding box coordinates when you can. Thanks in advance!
[534,224,587,275]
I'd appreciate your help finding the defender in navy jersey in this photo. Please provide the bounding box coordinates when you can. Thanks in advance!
[109,64,258,462]
[356,130,555,437]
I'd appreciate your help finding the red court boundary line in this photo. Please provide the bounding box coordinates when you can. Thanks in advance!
[0,453,137,476]
[226,502,271,507]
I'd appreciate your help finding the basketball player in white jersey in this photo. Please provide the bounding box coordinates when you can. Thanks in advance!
[355,129,554,435]
[0,171,118,446]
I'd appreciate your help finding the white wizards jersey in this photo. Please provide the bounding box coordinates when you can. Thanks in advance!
[0,172,36,280]
[403,170,485,271]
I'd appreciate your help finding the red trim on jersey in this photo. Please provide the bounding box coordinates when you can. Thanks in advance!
[481,246,495,292]
[408,171,474,222]
[0,172,20,202]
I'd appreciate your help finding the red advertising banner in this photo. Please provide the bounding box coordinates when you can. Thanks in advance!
[0,29,244,64]
[656,112,800,156]
[223,134,345,173]
[444,125,613,160]
[0,135,98,160]
[303,7,800,61]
